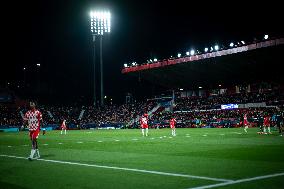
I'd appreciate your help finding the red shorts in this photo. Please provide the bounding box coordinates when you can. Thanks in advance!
[61,127,66,130]
[141,124,148,129]
[29,129,40,140]
[170,125,175,129]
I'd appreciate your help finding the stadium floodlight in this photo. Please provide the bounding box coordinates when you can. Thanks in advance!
[219,84,222,87]
[104,95,107,99]
[23,67,26,70]
[90,10,111,107]
[214,45,219,51]
[153,58,157,62]
[90,10,111,35]
[229,42,234,47]
[186,51,190,56]
[190,50,195,56]
[204,47,208,52]
[180,88,184,91]
[36,63,41,67]
[177,53,181,58]
[241,41,245,45]
[264,34,269,40]
[199,86,202,89]
[124,63,128,68]
[132,62,136,66]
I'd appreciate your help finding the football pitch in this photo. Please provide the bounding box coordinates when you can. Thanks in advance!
[0,128,284,189]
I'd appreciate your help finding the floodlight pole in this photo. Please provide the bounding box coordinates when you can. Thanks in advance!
[100,35,104,106]
[92,34,97,107]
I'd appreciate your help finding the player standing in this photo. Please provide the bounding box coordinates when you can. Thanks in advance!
[23,102,42,160]
[61,119,67,135]
[140,114,149,137]
[276,111,283,136]
[170,117,177,136]
[243,113,249,133]
[263,114,271,134]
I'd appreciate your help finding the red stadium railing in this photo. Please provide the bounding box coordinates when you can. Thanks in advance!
[122,38,284,74]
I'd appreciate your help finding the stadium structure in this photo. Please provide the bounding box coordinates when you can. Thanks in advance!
[122,38,284,89]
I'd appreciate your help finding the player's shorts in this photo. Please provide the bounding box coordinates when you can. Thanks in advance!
[141,124,148,129]
[263,124,270,127]
[170,125,175,129]
[61,127,67,130]
[29,129,40,140]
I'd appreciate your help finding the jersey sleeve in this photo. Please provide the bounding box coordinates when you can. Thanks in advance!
[38,111,43,120]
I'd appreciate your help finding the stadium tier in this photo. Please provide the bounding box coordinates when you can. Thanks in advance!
[1,87,283,129]
[122,38,284,88]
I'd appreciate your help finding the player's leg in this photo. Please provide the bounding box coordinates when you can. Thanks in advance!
[141,128,145,136]
[65,128,66,135]
[34,139,40,159]
[173,128,176,136]
[61,128,63,134]
[145,128,148,136]
[28,132,35,160]
[28,139,36,160]
[263,125,267,134]
[267,126,271,134]
[244,124,248,133]
[33,129,40,159]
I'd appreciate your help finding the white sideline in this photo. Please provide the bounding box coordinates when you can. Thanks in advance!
[189,172,284,189]
[0,154,231,182]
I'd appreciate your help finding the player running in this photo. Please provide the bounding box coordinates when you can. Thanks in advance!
[23,102,42,160]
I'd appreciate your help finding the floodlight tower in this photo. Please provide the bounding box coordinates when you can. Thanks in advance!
[90,10,111,106]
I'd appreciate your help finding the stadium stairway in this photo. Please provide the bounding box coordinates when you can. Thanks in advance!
[78,109,85,120]
[127,103,161,127]
[47,111,54,119]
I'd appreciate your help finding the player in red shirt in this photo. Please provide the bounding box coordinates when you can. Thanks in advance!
[61,119,67,135]
[170,117,177,136]
[23,102,42,160]
[243,114,249,133]
[263,114,272,134]
[140,114,149,136]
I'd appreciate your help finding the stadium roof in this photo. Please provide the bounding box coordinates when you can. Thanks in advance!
[122,38,284,89]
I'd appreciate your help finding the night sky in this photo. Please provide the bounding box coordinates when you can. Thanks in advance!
[2,0,283,104]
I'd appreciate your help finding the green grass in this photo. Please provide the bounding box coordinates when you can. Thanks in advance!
[0,128,284,189]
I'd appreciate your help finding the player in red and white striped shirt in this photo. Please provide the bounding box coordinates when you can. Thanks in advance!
[23,102,42,160]
[140,114,149,136]
[61,119,67,135]
[170,117,177,136]
[243,114,249,133]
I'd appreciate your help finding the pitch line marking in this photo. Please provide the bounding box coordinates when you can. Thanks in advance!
[0,154,232,182]
[189,172,284,189]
